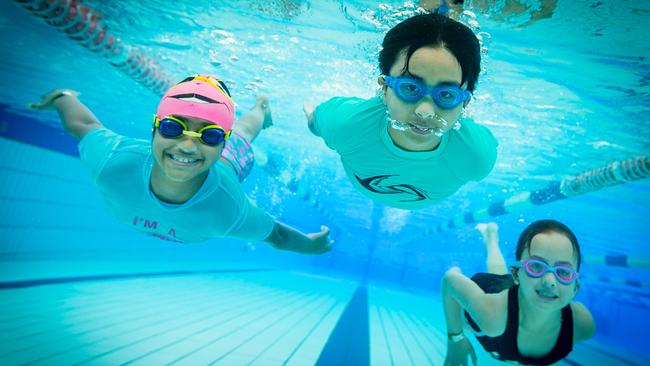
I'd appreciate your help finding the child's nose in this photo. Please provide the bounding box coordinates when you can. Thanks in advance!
[414,96,437,115]
[177,135,200,152]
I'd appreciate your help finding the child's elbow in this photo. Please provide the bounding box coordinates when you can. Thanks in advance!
[442,267,463,287]
[445,266,462,277]
[307,117,321,136]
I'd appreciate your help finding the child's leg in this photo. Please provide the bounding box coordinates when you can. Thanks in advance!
[475,223,508,275]
[219,95,273,182]
[234,95,273,143]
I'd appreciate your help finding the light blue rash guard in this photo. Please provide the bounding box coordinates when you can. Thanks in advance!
[78,128,275,243]
[314,96,498,209]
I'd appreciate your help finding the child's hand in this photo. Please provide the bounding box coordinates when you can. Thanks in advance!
[444,336,477,366]
[28,89,79,110]
[304,225,334,254]
[303,103,321,136]
[303,103,315,123]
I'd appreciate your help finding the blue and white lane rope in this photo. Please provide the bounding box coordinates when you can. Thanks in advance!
[408,155,650,241]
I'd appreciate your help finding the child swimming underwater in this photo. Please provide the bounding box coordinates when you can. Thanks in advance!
[304,13,498,209]
[31,75,333,254]
[441,221,596,365]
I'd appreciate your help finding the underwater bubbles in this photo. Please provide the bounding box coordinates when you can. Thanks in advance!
[208,49,221,66]
[211,29,238,45]
[364,2,428,30]
[262,65,276,73]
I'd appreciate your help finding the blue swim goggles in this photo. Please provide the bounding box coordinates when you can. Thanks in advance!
[384,76,471,109]
[519,259,579,285]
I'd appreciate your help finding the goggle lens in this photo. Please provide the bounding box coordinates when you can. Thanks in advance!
[525,260,547,275]
[159,118,184,137]
[437,89,462,107]
[397,81,423,100]
[200,128,226,145]
[556,267,575,282]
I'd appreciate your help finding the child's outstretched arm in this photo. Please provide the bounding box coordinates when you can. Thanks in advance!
[441,267,478,366]
[29,89,103,140]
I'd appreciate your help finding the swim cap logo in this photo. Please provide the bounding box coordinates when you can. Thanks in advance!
[355,174,430,202]
[170,93,232,111]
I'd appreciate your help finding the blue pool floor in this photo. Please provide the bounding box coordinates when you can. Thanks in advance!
[0,271,645,365]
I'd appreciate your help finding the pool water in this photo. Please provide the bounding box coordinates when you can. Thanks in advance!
[1,0,649,365]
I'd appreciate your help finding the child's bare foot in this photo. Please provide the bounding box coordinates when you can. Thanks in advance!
[475,222,498,246]
[235,95,274,142]
[254,94,273,129]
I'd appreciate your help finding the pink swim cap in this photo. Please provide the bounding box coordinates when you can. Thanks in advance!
[156,74,235,131]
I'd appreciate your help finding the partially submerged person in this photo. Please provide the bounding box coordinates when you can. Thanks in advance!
[442,221,596,365]
[30,75,332,254]
[418,0,558,27]
[304,13,498,209]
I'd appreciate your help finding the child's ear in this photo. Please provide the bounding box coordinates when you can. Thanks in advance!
[510,266,519,285]
[377,76,388,103]
[378,75,386,87]
[574,280,580,294]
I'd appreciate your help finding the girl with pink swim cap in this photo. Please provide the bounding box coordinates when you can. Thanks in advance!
[30,75,333,252]
[156,74,237,132]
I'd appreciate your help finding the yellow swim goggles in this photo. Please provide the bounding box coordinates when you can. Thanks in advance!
[153,115,231,146]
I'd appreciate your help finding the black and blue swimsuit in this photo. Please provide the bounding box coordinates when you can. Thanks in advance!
[464,273,574,365]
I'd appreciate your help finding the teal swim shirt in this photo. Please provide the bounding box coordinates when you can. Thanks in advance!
[78,128,275,242]
[313,96,498,209]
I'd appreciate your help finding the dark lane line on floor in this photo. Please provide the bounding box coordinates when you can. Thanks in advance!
[0,269,273,289]
[315,284,369,366]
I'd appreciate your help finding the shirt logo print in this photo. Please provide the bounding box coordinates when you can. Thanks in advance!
[355,174,430,202]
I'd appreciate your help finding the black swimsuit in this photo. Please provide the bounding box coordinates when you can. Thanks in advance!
[464,273,574,365]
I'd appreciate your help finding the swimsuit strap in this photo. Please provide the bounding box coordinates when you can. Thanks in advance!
[510,285,575,364]
[465,276,575,365]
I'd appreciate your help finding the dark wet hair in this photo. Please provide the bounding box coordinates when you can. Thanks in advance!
[378,13,481,92]
[516,220,582,270]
